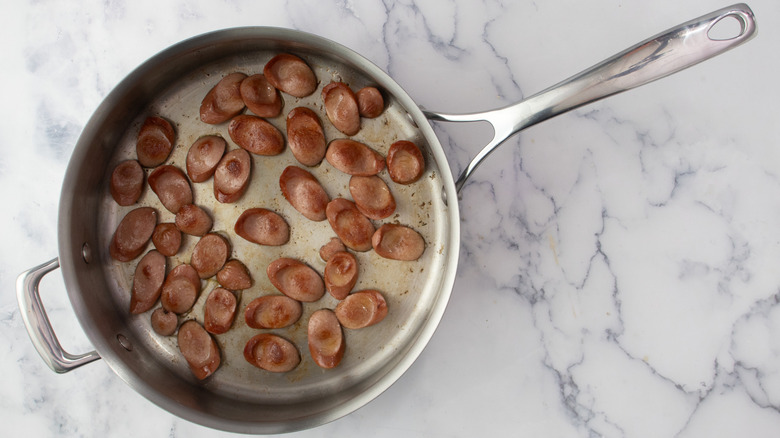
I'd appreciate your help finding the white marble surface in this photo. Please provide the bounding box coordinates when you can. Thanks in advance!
[3,0,780,436]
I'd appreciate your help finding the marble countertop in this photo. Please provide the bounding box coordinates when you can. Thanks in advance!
[4,0,780,436]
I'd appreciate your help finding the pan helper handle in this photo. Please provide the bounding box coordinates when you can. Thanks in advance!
[424,3,757,194]
[17,258,101,373]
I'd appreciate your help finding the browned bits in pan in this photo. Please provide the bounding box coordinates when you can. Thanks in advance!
[239,73,283,118]
[186,135,226,183]
[286,107,326,166]
[386,140,425,184]
[161,264,201,314]
[324,251,359,300]
[136,116,175,168]
[356,86,384,118]
[322,82,360,135]
[199,72,247,124]
[175,204,213,237]
[213,148,251,203]
[228,114,285,156]
[129,250,166,315]
[109,206,157,262]
[110,159,144,206]
[335,290,388,329]
[151,222,181,257]
[263,53,317,98]
[279,165,329,222]
[325,139,385,176]
[148,165,193,214]
[178,320,221,380]
[150,307,178,336]
[244,333,301,373]
[190,233,230,279]
[267,257,325,302]
[307,309,345,369]
[372,223,426,261]
[319,237,346,262]
[204,287,238,335]
[234,208,290,246]
[326,198,375,252]
[244,295,302,329]
[349,175,396,220]
[216,259,252,291]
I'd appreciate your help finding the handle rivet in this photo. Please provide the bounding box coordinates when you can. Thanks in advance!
[81,243,92,264]
[117,334,133,352]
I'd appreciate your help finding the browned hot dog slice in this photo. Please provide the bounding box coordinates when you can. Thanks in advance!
[335,290,388,329]
[136,116,175,168]
[228,114,285,156]
[161,264,201,314]
[109,207,157,262]
[234,208,290,246]
[177,320,220,380]
[324,251,358,300]
[325,139,385,176]
[319,237,346,262]
[326,198,375,252]
[244,295,302,329]
[150,307,178,336]
[386,140,425,184]
[151,222,181,257]
[199,72,247,124]
[148,165,193,214]
[322,82,360,135]
[186,135,226,183]
[286,107,326,166]
[308,309,345,369]
[203,287,237,335]
[279,166,329,221]
[356,86,384,118]
[129,250,166,314]
[175,204,213,237]
[213,148,251,203]
[110,159,144,206]
[244,333,301,373]
[267,258,325,302]
[216,259,252,290]
[372,224,425,261]
[349,175,396,220]
[263,53,317,98]
[190,233,230,279]
[239,74,283,118]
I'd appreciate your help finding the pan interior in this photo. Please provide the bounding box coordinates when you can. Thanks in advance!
[60,28,458,432]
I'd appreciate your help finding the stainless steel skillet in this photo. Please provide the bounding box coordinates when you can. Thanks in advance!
[17,4,755,434]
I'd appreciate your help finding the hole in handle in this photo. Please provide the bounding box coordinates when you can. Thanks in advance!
[708,13,747,41]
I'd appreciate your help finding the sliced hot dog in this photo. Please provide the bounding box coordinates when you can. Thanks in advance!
[213,148,251,203]
[267,258,325,302]
[239,74,283,118]
[203,287,237,335]
[349,175,396,220]
[244,333,301,373]
[263,53,317,98]
[177,320,220,380]
[244,295,302,329]
[148,165,193,214]
[186,135,226,182]
[228,114,285,156]
[216,259,252,291]
[324,251,358,300]
[372,224,425,261]
[175,203,213,236]
[161,264,201,314]
[109,207,157,262]
[136,116,175,168]
[279,166,329,221]
[325,139,385,176]
[319,237,346,262]
[307,309,345,369]
[286,107,326,166]
[110,159,144,206]
[325,198,375,252]
[386,140,425,184]
[190,233,230,279]
[322,82,360,135]
[234,208,290,246]
[151,222,181,257]
[199,72,247,124]
[129,250,166,314]
[356,86,384,118]
[151,307,178,336]
[335,290,388,329]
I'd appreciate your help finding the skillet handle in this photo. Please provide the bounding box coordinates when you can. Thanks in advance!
[424,3,757,193]
[16,258,101,373]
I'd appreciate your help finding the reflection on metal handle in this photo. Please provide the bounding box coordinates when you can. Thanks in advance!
[16,258,100,373]
[424,3,757,193]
